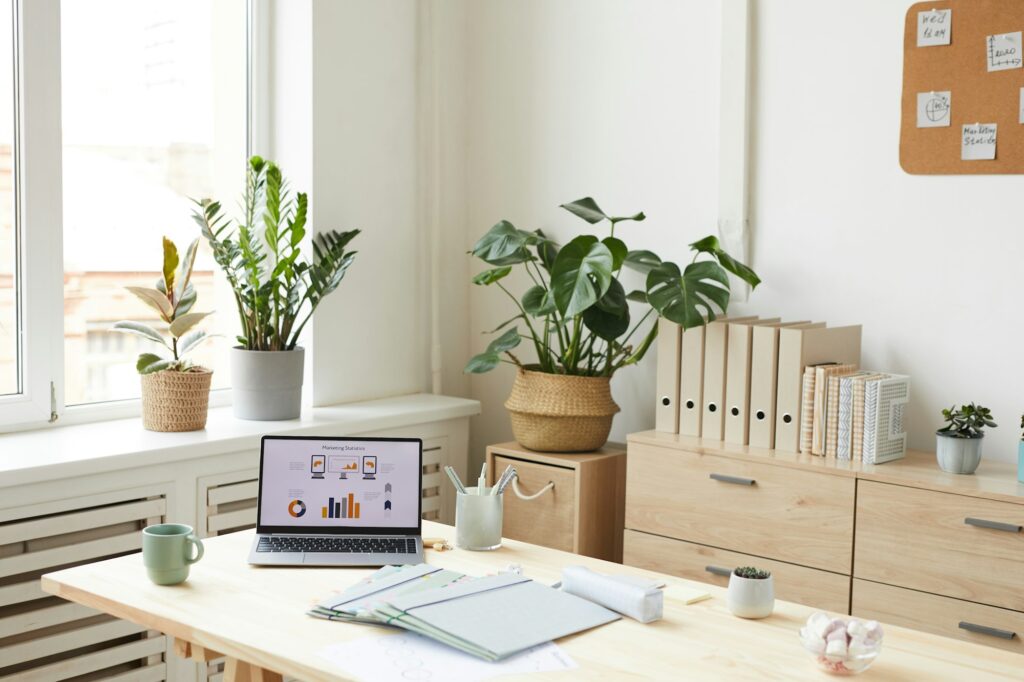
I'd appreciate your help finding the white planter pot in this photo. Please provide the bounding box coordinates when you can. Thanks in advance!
[230,347,304,421]
[726,573,775,619]
[936,432,983,474]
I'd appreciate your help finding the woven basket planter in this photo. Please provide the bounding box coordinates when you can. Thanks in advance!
[140,368,213,432]
[504,368,620,452]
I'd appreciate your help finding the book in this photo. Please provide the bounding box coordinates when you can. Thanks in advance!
[798,367,817,454]
[837,372,878,460]
[851,373,887,460]
[812,364,856,456]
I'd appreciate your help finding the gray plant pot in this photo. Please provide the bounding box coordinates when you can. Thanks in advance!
[935,431,983,474]
[230,347,304,421]
[726,573,775,619]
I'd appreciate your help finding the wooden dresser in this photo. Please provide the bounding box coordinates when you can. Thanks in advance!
[623,431,1024,654]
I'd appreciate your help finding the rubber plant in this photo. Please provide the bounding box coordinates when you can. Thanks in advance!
[193,156,360,351]
[465,197,761,376]
[112,237,213,374]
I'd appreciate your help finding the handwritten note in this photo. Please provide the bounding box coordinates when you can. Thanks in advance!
[917,91,951,128]
[987,32,1023,71]
[918,9,952,47]
[961,123,997,161]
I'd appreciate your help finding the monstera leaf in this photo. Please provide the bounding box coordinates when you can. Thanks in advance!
[471,221,535,265]
[646,260,731,329]
[550,236,613,317]
[464,327,522,374]
[688,235,761,288]
[560,197,645,226]
[582,278,630,341]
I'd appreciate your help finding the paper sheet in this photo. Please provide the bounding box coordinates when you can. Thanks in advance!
[961,123,997,161]
[917,91,951,128]
[917,9,951,47]
[317,634,578,682]
[987,32,1023,72]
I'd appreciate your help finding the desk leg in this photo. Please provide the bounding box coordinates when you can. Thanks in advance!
[224,657,283,682]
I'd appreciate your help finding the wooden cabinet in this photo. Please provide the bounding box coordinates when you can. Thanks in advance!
[486,442,626,562]
[624,430,1024,652]
[623,530,850,613]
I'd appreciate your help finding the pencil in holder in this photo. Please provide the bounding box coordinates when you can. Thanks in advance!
[455,487,503,551]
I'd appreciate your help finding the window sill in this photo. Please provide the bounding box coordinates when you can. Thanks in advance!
[0,393,480,487]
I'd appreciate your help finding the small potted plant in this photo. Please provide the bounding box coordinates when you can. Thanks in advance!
[113,238,214,432]
[936,403,996,474]
[465,197,759,452]
[195,156,360,420]
[727,566,774,619]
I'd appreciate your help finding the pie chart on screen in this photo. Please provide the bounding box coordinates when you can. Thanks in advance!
[288,500,307,518]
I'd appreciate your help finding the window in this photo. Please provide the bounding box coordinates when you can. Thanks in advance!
[61,0,248,406]
[1,0,251,427]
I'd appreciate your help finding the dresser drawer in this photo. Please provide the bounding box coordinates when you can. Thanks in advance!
[853,579,1024,655]
[623,530,850,613]
[494,455,576,552]
[625,443,855,572]
[855,481,1024,611]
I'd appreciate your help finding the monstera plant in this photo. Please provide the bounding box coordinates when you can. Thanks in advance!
[466,197,760,452]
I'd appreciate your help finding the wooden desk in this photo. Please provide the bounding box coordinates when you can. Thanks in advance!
[42,522,1022,681]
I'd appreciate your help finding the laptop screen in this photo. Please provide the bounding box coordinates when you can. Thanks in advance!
[257,436,422,534]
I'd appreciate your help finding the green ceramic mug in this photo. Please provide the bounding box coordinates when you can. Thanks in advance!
[142,523,204,585]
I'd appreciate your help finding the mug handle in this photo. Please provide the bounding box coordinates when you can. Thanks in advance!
[185,534,204,565]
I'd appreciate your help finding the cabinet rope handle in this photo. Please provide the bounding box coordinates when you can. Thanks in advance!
[963,517,1022,533]
[704,565,733,577]
[958,621,1016,640]
[709,473,756,486]
[511,477,555,501]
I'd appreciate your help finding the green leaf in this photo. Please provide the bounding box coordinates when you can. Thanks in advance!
[464,351,501,374]
[162,237,179,298]
[472,266,512,286]
[550,236,614,317]
[583,278,630,341]
[174,238,199,309]
[714,249,761,289]
[487,326,521,354]
[486,315,522,333]
[610,211,646,224]
[178,329,212,355]
[688,235,721,254]
[125,286,173,322]
[646,260,731,329]
[626,289,648,304]
[140,358,177,375]
[560,197,607,224]
[169,311,212,338]
[112,321,170,349]
[136,353,165,374]
[623,250,662,274]
[602,237,628,271]
[534,230,559,271]
[471,220,534,265]
[522,285,556,317]
[175,283,197,316]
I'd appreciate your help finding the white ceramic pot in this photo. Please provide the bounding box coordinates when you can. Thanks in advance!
[727,573,775,619]
[936,432,983,474]
[230,347,304,420]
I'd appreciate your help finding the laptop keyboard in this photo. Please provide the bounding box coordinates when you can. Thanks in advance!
[257,536,417,554]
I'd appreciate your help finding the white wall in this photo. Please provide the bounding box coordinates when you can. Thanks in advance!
[729,0,1022,462]
[456,0,723,463]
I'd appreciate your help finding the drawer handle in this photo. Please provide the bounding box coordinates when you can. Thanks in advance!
[511,477,555,501]
[958,621,1016,640]
[705,565,733,577]
[964,517,1022,533]
[709,473,756,486]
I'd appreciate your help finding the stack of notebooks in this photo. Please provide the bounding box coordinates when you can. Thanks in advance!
[653,315,910,463]
[800,365,910,464]
[310,563,619,661]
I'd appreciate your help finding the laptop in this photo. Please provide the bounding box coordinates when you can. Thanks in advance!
[248,435,424,566]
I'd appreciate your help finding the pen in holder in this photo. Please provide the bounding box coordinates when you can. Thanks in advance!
[455,487,503,551]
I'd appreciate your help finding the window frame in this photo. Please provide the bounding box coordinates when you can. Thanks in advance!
[0,0,260,431]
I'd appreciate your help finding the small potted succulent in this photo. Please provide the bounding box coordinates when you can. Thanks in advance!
[113,238,214,432]
[936,403,996,475]
[726,566,774,619]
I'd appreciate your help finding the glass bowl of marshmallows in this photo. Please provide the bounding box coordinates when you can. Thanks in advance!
[799,612,883,675]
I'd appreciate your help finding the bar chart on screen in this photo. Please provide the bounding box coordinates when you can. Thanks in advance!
[322,493,361,519]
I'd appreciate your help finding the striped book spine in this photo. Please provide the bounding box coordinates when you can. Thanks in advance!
[799,367,816,454]
[836,376,856,460]
[825,375,843,457]
[862,380,882,464]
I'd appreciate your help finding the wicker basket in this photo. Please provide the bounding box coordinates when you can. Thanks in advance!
[140,368,213,432]
[504,368,620,452]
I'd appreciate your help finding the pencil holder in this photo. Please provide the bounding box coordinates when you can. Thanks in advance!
[455,488,503,551]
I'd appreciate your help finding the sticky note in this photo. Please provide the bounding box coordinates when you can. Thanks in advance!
[917,91,951,128]
[987,32,1023,72]
[961,124,997,161]
[918,9,951,47]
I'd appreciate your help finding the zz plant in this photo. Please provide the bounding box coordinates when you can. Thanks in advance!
[194,156,360,351]
[113,238,213,374]
[466,197,760,376]
[938,403,997,438]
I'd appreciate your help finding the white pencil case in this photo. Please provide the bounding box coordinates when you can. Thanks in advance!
[560,565,663,623]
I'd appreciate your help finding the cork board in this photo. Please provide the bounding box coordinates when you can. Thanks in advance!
[900,0,1024,174]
